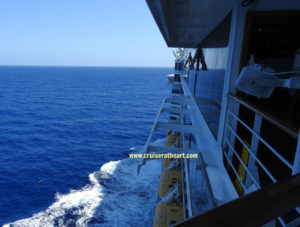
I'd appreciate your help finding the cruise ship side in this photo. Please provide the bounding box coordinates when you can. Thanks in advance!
[138,0,300,226]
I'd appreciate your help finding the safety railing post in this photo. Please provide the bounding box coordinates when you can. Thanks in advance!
[292,130,300,175]
[224,100,240,167]
[245,113,262,188]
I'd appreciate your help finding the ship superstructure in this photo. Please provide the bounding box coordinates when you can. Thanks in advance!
[138,0,300,226]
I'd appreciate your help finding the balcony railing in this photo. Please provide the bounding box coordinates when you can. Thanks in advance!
[224,94,300,226]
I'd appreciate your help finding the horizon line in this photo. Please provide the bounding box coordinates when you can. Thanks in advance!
[0,64,173,68]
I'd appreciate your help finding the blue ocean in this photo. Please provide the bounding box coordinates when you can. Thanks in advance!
[0,66,171,226]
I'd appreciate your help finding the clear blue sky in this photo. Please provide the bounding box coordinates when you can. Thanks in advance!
[0,0,174,67]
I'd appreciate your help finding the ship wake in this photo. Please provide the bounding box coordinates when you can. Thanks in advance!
[4,148,162,227]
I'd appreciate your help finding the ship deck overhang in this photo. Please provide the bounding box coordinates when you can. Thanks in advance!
[146,0,235,48]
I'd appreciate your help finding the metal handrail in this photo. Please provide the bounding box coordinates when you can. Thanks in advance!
[225,95,296,226]
[228,111,293,170]
[223,151,248,191]
[181,134,193,218]
[226,123,277,183]
[180,74,222,209]
[224,127,287,225]
[224,138,260,188]
[227,94,298,139]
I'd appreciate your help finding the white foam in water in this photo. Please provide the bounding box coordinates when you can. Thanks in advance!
[4,152,162,227]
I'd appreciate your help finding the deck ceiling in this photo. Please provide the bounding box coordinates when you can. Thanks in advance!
[146,0,235,48]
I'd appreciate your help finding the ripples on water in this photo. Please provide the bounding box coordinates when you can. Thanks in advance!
[0,66,171,226]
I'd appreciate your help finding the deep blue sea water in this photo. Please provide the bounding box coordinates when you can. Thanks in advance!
[0,66,171,226]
